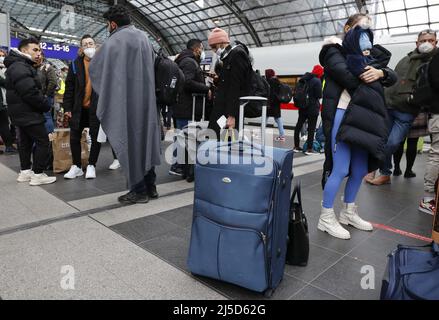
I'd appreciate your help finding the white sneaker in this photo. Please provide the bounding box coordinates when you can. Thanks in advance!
[29,173,56,186]
[339,203,373,231]
[64,165,84,179]
[109,159,120,170]
[17,170,34,182]
[85,165,96,179]
[317,206,351,240]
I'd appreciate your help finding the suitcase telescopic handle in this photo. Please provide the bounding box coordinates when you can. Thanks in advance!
[192,93,206,122]
[239,96,268,147]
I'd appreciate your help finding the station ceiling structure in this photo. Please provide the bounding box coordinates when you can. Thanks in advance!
[1,0,439,55]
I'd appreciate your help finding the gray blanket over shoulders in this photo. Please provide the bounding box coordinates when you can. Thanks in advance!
[89,25,161,189]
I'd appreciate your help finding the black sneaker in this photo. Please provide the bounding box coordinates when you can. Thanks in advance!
[147,184,159,199]
[404,170,416,178]
[118,191,149,204]
[4,146,17,154]
[393,168,402,176]
[169,164,184,176]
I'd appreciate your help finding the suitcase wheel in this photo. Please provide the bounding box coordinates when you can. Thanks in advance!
[263,288,274,298]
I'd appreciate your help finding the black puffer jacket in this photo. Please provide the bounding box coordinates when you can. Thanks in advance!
[208,43,252,136]
[4,49,51,127]
[63,56,99,130]
[319,43,397,187]
[174,49,209,120]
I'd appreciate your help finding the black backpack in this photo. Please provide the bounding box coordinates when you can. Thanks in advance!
[277,82,293,103]
[410,62,436,111]
[293,77,310,109]
[245,70,270,118]
[154,49,185,106]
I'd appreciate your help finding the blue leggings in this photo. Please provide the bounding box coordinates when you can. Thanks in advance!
[322,109,368,209]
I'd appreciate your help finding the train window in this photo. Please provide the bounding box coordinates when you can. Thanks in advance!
[277,75,301,90]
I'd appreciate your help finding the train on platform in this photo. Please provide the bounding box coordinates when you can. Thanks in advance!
[203,33,417,128]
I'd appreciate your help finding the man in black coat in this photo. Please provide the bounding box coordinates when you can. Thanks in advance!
[293,65,323,154]
[63,34,101,180]
[207,28,252,139]
[171,39,211,179]
[4,38,56,186]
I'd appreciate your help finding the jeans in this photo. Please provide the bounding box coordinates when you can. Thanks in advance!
[380,109,415,176]
[173,119,189,165]
[17,124,50,174]
[44,96,55,133]
[131,167,157,194]
[0,109,13,147]
[273,117,285,137]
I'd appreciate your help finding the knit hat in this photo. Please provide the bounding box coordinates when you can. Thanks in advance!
[208,27,230,46]
[312,64,324,79]
[265,69,275,79]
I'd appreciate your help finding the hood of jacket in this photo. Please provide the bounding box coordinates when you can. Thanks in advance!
[301,72,315,81]
[175,48,199,65]
[4,48,34,68]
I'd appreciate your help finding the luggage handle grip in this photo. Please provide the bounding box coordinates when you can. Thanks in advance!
[214,140,270,158]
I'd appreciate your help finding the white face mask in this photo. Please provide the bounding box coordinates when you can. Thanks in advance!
[418,42,435,54]
[83,47,96,59]
[200,50,206,61]
[216,47,225,57]
[0,57,4,64]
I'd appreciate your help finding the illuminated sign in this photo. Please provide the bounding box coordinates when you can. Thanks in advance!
[10,37,78,61]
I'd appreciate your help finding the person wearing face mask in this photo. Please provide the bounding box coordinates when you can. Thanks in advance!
[207,27,252,139]
[0,49,17,154]
[4,38,56,185]
[366,29,438,185]
[171,39,211,180]
[63,34,101,180]
[89,5,161,205]
[318,14,397,239]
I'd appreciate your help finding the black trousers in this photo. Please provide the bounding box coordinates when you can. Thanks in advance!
[393,137,419,172]
[70,108,101,167]
[132,167,157,193]
[0,109,13,147]
[294,110,318,150]
[17,123,49,174]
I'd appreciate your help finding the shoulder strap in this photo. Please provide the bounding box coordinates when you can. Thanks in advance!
[71,61,77,75]
[290,182,303,218]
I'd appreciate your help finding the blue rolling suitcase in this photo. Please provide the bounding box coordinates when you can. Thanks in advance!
[187,97,294,297]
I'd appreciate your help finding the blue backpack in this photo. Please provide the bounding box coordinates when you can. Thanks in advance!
[381,242,439,300]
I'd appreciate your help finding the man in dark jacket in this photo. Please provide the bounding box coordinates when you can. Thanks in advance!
[293,65,323,154]
[4,38,56,186]
[368,30,438,185]
[419,47,439,215]
[265,69,286,142]
[171,39,211,179]
[207,27,252,139]
[63,34,101,180]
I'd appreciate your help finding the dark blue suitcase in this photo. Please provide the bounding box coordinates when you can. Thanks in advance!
[187,97,294,296]
[380,242,439,300]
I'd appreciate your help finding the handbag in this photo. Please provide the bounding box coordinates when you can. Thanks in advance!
[285,182,309,266]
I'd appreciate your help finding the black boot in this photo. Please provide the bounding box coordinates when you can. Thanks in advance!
[393,167,402,176]
[186,164,194,183]
[147,184,159,199]
[404,170,416,178]
[118,191,149,204]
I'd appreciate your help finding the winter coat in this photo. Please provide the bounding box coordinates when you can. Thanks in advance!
[0,67,6,110]
[385,48,438,115]
[174,49,209,120]
[4,49,51,127]
[37,62,58,97]
[208,43,252,137]
[300,72,322,117]
[267,77,281,118]
[319,42,397,186]
[63,56,99,130]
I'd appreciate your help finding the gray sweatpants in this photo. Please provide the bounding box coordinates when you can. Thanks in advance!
[424,114,439,196]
